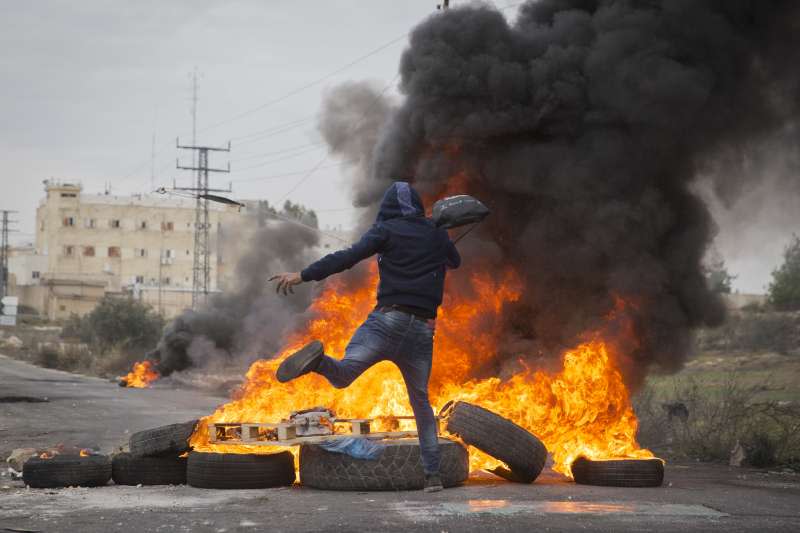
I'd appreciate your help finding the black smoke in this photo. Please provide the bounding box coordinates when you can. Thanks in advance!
[149,219,319,377]
[361,0,800,387]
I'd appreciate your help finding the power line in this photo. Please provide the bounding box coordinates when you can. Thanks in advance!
[231,141,324,163]
[232,145,325,172]
[231,115,317,143]
[200,33,408,132]
[276,72,401,205]
[231,162,352,184]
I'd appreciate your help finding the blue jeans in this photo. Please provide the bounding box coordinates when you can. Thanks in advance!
[314,310,440,475]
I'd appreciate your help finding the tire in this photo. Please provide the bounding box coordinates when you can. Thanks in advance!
[112,452,187,486]
[444,401,547,483]
[129,419,197,458]
[299,438,468,491]
[187,451,295,489]
[23,455,111,488]
[571,457,664,487]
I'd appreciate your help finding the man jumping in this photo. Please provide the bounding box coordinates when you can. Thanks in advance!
[269,181,460,493]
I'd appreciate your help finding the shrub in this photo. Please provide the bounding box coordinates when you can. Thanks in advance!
[746,432,777,468]
[67,296,164,355]
[768,234,800,311]
[36,344,60,369]
[634,375,800,467]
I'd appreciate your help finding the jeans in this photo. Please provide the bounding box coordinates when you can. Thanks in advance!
[314,310,440,475]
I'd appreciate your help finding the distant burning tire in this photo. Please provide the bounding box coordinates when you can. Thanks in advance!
[112,452,187,486]
[186,451,295,489]
[130,419,198,458]
[571,457,664,487]
[444,401,547,483]
[299,438,468,491]
[22,455,112,488]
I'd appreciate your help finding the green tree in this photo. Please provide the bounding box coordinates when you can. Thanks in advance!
[75,296,165,354]
[705,251,736,294]
[768,234,800,311]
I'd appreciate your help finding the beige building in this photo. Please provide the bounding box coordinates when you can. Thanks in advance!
[16,180,247,319]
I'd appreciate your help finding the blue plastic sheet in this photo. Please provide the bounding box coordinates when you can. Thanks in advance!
[318,437,385,460]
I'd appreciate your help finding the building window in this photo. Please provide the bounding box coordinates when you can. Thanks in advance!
[139,220,148,230]
[63,245,75,257]
[84,218,96,229]
[60,192,77,198]
[40,220,45,231]
[63,217,75,227]
[32,271,40,279]
[110,219,121,229]
[135,275,144,284]
[163,277,171,285]
[161,221,174,231]
[186,249,190,256]
[135,248,147,258]
[83,246,95,257]
[108,246,121,258]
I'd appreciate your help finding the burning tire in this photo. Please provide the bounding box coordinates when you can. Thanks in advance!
[22,455,112,488]
[444,401,547,483]
[112,452,187,486]
[186,451,295,489]
[299,438,468,491]
[130,419,198,457]
[571,457,664,487]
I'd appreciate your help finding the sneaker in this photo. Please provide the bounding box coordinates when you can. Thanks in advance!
[424,473,443,493]
[276,341,324,383]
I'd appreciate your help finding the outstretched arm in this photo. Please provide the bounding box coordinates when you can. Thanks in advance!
[270,224,389,295]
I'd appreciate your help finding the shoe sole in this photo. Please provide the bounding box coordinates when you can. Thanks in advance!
[276,341,324,383]
[424,485,443,493]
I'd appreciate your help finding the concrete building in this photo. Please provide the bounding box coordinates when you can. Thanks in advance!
[14,180,247,319]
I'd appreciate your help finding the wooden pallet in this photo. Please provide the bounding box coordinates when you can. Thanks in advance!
[209,416,438,446]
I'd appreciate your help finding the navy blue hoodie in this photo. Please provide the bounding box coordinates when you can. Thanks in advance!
[301,182,460,318]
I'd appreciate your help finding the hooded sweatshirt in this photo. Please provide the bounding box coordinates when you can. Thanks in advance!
[300,182,460,318]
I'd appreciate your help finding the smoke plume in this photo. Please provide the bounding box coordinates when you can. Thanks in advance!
[150,219,319,377]
[354,0,800,386]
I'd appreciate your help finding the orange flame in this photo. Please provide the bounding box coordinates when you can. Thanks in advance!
[122,360,160,388]
[79,449,91,457]
[190,263,653,477]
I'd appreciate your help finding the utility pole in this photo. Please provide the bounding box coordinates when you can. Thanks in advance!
[0,210,18,301]
[174,140,231,309]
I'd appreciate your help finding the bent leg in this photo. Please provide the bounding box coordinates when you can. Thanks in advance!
[315,342,383,389]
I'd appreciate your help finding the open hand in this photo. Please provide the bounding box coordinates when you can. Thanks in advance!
[269,272,303,295]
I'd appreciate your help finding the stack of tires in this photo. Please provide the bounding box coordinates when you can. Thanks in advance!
[112,419,198,486]
[118,419,295,489]
[23,454,112,488]
[300,438,468,491]
[298,401,550,490]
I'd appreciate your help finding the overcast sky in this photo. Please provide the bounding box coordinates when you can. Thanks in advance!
[1,0,796,293]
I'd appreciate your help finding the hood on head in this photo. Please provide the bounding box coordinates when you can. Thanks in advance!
[376,181,424,222]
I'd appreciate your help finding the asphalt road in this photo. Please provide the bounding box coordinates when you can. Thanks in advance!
[2,353,799,532]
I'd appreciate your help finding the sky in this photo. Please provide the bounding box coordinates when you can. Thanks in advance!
[1,0,796,294]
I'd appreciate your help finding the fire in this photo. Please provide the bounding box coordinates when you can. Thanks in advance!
[190,263,653,478]
[79,449,91,457]
[122,360,160,388]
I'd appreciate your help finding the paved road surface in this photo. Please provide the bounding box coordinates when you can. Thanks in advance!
[1,353,799,532]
